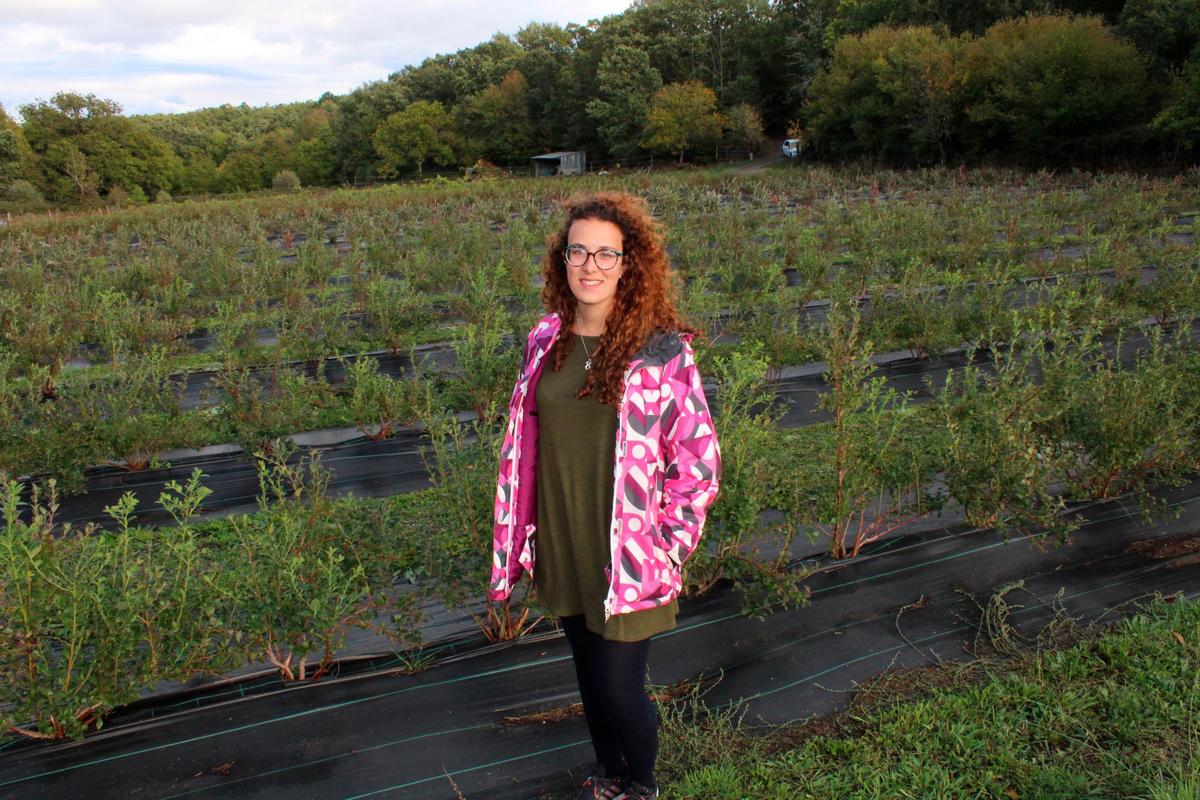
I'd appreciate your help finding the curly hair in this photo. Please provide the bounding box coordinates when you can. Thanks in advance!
[540,191,700,409]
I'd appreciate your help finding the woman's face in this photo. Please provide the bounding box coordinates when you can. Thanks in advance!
[565,217,626,320]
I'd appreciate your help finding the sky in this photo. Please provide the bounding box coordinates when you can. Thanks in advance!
[0,0,633,119]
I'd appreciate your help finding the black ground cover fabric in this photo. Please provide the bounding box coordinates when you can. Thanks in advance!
[30,316,1200,530]
[2,475,1198,799]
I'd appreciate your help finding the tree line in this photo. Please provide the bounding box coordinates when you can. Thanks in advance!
[1,0,1197,210]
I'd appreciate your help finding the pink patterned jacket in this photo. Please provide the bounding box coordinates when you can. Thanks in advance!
[488,311,722,622]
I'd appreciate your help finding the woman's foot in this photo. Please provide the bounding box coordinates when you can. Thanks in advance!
[620,779,660,800]
[575,769,625,800]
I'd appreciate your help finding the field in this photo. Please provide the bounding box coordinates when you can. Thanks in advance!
[1,164,1198,797]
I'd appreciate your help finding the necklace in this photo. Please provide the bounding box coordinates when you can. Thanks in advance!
[578,334,594,371]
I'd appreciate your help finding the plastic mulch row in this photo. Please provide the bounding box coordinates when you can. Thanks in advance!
[35,315,1200,530]
[2,472,1198,799]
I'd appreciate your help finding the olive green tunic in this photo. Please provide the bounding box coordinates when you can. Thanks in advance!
[533,334,678,641]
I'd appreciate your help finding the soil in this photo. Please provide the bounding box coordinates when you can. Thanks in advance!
[1127,531,1200,559]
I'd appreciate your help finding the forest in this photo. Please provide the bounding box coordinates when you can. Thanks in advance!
[1,0,1198,210]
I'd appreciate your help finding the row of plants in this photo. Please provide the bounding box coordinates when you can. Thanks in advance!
[0,277,526,493]
[9,195,1190,388]
[692,294,1200,618]
[0,445,430,741]
[4,250,1196,497]
[4,293,1198,741]
[1,168,1195,379]
[726,245,1200,370]
[48,224,1200,393]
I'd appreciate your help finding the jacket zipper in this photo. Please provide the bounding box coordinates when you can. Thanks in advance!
[507,324,559,584]
[603,365,636,623]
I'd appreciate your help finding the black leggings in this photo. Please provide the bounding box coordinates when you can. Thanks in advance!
[559,614,659,788]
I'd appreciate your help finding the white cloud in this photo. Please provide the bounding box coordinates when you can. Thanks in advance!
[0,0,631,117]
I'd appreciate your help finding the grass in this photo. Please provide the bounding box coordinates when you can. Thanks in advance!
[540,592,1199,799]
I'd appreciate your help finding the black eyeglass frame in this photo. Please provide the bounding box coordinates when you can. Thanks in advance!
[562,244,624,271]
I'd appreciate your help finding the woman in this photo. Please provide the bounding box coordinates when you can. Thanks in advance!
[488,192,722,799]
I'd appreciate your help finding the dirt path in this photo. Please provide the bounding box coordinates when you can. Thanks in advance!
[734,153,788,173]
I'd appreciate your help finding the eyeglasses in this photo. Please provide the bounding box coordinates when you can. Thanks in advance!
[563,244,623,271]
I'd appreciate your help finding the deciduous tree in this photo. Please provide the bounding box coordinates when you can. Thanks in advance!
[372,100,460,176]
[217,150,264,192]
[586,45,662,161]
[19,92,181,203]
[459,70,534,165]
[1153,56,1200,153]
[641,80,724,162]
[1117,0,1200,77]
[805,25,966,163]
[723,103,767,158]
[962,13,1149,162]
[0,104,32,189]
[515,22,579,149]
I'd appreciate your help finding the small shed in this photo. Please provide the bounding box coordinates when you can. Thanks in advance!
[531,151,586,177]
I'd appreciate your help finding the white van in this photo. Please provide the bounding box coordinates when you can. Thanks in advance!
[782,139,801,158]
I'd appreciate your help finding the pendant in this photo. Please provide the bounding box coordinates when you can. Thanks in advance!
[584,358,593,370]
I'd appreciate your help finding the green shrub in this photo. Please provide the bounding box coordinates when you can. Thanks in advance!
[213,365,335,453]
[805,293,945,559]
[0,268,87,382]
[867,259,964,359]
[104,186,129,206]
[365,277,431,354]
[924,331,1077,541]
[2,179,46,211]
[0,481,120,740]
[272,169,301,192]
[1051,323,1200,514]
[1128,242,1200,326]
[210,299,267,370]
[450,321,521,424]
[0,450,431,738]
[208,446,373,682]
[416,410,520,639]
[962,13,1150,162]
[0,471,228,740]
[735,293,820,372]
[1,347,195,493]
[944,266,1021,351]
[88,288,193,365]
[343,353,431,438]
[272,295,352,363]
[3,400,96,496]
[806,25,966,164]
[70,345,200,471]
[691,341,811,618]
